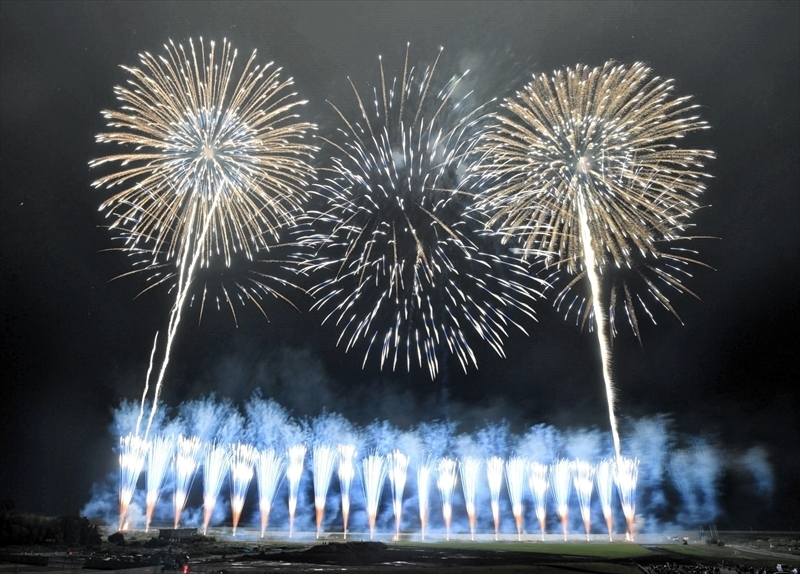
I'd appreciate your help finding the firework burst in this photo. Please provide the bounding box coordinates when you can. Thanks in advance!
[299,45,545,379]
[91,38,316,436]
[475,61,714,456]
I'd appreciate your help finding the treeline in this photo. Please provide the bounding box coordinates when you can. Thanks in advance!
[0,500,101,547]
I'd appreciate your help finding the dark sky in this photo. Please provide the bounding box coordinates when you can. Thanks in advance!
[1,1,798,530]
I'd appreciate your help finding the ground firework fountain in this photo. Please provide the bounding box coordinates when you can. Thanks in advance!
[486,456,504,540]
[506,457,526,540]
[118,434,147,531]
[202,443,230,535]
[286,445,306,538]
[596,459,615,541]
[255,448,285,537]
[417,457,434,540]
[552,459,572,541]
[145,436,174,532]
[528,461,549,541]
[362,453,387,539]
[437,458,458,541]
[615,456,640,540]
[229,444,256,535]
[572,459,595,541]
[173,435,201,528]
[312,445,337,538]
[459,457,482,540]
[387,450,409,540]
[337,444,356,539]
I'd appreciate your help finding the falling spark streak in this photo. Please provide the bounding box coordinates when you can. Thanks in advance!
[596,459,615,540]
[145,435,174,532]
[286,444,306,538]
[615,456,640,540]
[229,443,256,535]
[337,444,357,539]
[300,44,545,379]
[437,458,458,540]
[475,62,714,456]
[417,457,435,540]
[91,38,316,436]
[312,445,338,538]
[459,457,482,540]
[551,459,573,541]
[486,456,504,540]
[255,448,285,537]
[361,453,388,540]
[505,457,527,540]
[387,450,410,540]
[202,443,230,535]
[572,459,596,541]
[118,434,148,531]
[173,435,202,528]
[528,462,549,540]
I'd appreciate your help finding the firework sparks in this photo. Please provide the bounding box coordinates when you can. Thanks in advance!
[91,38,316,437]
[437,457,458,540]
[417,456,435,540]
[527,462,549,540]
[173,435,202,528]
[459,456,482,540]
[299,44,544,380]
[572,459,596,540]
[596,458,615,540]
[486,456,504,540]
[312,445,338,538]
[475,62,714,457]
[229,443,256,535]
[615,456,640,540]
[506,456,527,540]
[361,453,388,539]
[145,435,174,532]
[118,434,148,531]
[387,450,410,540]
[285,444,306,538]
[202,442,230,535]
[337,444,357,539]
[551,459,572,541]
[255,448,285,537]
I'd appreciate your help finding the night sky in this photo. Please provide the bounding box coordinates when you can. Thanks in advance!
[1,1,798,530]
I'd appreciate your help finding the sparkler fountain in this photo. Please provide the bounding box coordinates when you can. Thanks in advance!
[459,457,482,540]
[572,459,596,541]
[437,458,458,540]
[145,436,174,532]
[337,444,357,539]
[173,435,201,528]
[286,445,306,538]
[312,445,338,538]
[387,450,410,540]
[361,453,388,539]
[528,462,549,540]
[255,448,285,537]
[417,457,434,540]
[118,434,148,531]
[506,457,526,540]
[229,444,256,535]
[596,459,615,541]
[203,443,230,535]
[486,456,504,540]
[615,456,640,540]
[552,459,573,541]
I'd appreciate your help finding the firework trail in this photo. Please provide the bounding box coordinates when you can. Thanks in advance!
[255,448,285,537]
[145,435,174,532]
[91,38,316,437]
[459,456,482,540]
[285,444,306,538]
[615,456,639,540]
[417,456,435,540]
[118,434,148,531]
[312,445,338,538]
[572,459,596,540]
[202,443,230,535]
[229,443,256,535]
[552,459,572,541]
[387,450,410,540]
[299,44,545,380]
[361,453,388,539]
[596,458,615,540]
[437,457,458,540]
[173,435,202,528]
[527,461,549,540]
[475,62,714,457]
[486,456,504,540]
[506,456,526,540]
[337,444,357,538]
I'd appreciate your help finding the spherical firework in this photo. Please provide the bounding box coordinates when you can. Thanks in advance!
[475,61,714,456]
[299,45,546,379]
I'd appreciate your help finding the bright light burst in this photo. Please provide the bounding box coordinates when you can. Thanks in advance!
[300,44,545,379]
[475,61,714,457]
[91,38,316,436]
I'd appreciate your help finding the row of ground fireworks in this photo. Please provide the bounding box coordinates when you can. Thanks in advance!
[119,433,639,541]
